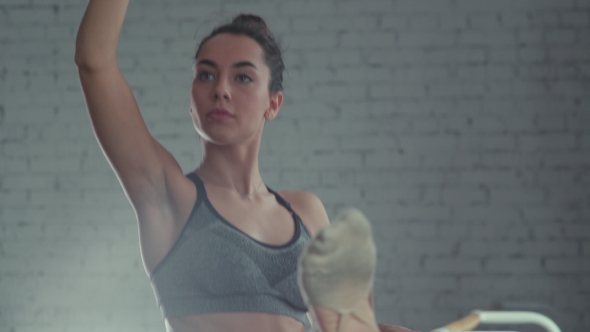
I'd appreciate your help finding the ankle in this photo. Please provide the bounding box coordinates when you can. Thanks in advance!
[311,300,378,332]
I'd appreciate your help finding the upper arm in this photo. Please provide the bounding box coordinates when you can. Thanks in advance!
[77,63,183,209]
[281,191,330,238]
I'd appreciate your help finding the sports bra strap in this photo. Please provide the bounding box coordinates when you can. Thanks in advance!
[186,172,294,213]
[265,186,293,211]
[186,172,206,195]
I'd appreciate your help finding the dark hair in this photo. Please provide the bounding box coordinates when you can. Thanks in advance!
[195,14,285,95]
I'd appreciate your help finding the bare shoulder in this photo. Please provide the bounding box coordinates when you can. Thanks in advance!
[277,190,330,238]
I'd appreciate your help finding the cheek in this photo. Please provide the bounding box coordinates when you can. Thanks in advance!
[191,84,208,105]
[243,85,269,106]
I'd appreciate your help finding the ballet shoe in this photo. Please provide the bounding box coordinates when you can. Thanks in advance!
[298,208,379,332]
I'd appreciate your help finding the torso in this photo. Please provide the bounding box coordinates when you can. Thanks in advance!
[137,171,322,332]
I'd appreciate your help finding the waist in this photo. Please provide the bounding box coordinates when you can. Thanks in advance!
[167,312,308,332]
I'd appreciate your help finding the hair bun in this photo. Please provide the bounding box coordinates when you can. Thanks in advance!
[231,14,270,34]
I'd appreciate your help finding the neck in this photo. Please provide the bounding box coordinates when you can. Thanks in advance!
[196,139,264,196]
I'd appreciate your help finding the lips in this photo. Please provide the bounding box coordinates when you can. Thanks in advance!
[207,108,234,120]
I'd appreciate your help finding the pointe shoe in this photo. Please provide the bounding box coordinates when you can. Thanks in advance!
[298,208,379,332]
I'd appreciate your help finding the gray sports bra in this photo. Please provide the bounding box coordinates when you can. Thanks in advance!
[149,172,312,330]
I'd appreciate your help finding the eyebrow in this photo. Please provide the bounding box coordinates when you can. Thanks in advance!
[197,59,258,70]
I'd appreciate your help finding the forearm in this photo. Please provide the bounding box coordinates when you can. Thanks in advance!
[75,0,130,69]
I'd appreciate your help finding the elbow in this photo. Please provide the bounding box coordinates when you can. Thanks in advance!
[74,47,95,70]
[74,38,90,68]
[74,51,115,72]
[74,42,116,70]
[74,51,88,69]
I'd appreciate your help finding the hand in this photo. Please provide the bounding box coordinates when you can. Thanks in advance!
[378,324,420,332]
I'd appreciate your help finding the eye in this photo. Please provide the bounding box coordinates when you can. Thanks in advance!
[197,71,214,81]
[236,74,253,83]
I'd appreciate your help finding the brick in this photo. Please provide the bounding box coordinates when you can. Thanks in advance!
[438,13,468,30]
[368,203,451,221]
[442,186,490,205]
[460,135,515,152]
[2,174,55,190]
[424,258,481,274]
[503,276,579,292]
[366,49,425,66]
[485,258,542,274]
[370,83,426,99]
[0,190,28,205]
[340,136,398,151]
[311,84,366,101]
[518,133,577,151]
[337,0,394,14]
[546,29,578,44]
[545,258,587,273]
[408,14,439,31]
[428,82,486,98]
[516,29,545,45]
[400,276,457,291]
[300,137,338,154]
[489,47,518,63]
[549,46,590,62]
[458,29,516,46]
[424,49,487,64]
[561,11,590,27]
[500,12,532,28]
[453,205,521,222]
[0,157,28,173]
[490,187,546,206]
[312,186,362,204]
[395,239,457,257]
[335,67,392,83]
[564,225,590,238]
[397,31,455,47]
[304,153,363,170]
[531,11,562,27]
[518,46,548,63]
[457,65,515,82]
[58,4,89,24]
[365,186,424,205]
[364,151,415,169]
[8,6,56,24]
[520,241,579,256]
[355,170,444,186]
[30,155,81,173]
[468,13,502,30]
[396,0,453,13]
[398,66,449,82]
[278,2,336,16]
[456,0,574,12]
[582,133,590,150]
[461,240,521,257]
[340,32,395,48]
[381,16,409,30]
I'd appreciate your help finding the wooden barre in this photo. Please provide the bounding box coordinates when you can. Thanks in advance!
[431,312,481,332]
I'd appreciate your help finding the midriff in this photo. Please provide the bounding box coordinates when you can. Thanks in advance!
[166,312,308,332]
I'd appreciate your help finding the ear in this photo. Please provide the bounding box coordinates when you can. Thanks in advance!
[265,91,283,121]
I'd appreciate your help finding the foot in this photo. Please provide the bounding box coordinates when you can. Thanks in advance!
[298,208,379,332]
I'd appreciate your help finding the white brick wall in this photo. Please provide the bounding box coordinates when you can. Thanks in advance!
[1,0,588,331]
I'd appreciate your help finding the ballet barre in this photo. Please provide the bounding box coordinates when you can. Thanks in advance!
[430,310,562,332]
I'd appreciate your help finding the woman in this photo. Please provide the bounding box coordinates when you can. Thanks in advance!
[75,1,413,331]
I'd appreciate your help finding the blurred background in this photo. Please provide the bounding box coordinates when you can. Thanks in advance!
[1,0,589,331]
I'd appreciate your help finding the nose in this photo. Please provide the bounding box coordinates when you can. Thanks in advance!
[212,75,231,101]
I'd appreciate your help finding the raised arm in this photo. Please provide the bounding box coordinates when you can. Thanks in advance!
[75,0,183,210]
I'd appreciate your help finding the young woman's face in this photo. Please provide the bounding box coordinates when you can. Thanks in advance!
[190,33,282,145]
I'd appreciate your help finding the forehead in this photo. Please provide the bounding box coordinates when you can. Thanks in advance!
[197,33,265,67]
